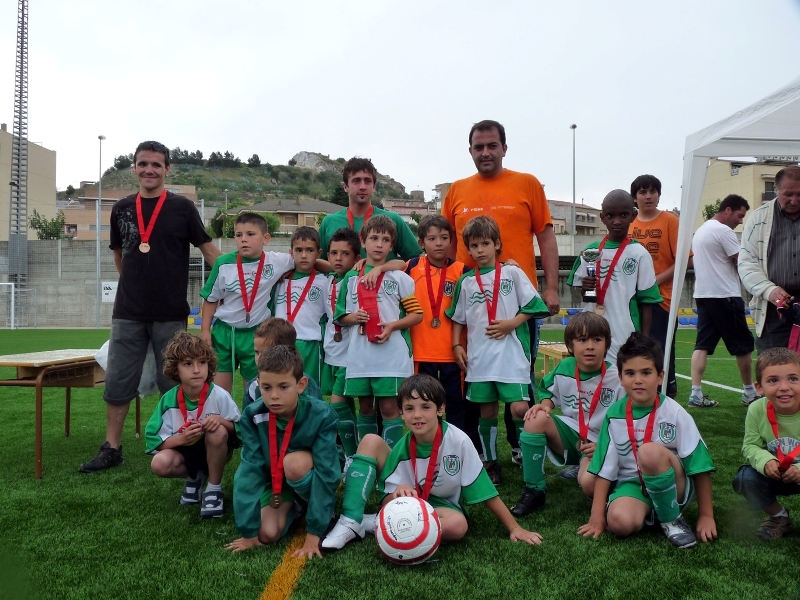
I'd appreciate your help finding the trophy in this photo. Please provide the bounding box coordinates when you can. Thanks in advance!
[581,249,603,304]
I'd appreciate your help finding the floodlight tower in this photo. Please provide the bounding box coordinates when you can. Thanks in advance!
[8,0,29,287]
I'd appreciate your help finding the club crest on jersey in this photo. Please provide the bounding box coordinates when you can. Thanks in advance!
[659,422,676,444]
[308,286,322,302]
[263,264,274,279]
[622,258,637,275]
[444,281,455,297]
[600,388,615,407]
[500,279,513,296]
[383,280,398,295]
[443,455,460,476]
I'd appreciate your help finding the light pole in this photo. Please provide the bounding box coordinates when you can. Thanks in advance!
[224,188,228,213]
[96,135,105,328]
[570,124,577,256]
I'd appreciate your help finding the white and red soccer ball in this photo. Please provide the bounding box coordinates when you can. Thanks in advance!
[375,497,442,565]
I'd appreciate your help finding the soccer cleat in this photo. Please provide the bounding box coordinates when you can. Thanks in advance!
[180,472,207,506]
[660,516,697,548]
[741,393,762,407]
[199,490,224,518]
[511,447,523,466]
[688,394,718,408]
[79,441,124,473]
[756,513,792,540]
[485,461,502,486]
[559,464,580,480]
[362,513,377,536]
[510,487,546,517]
[321,515,365,550]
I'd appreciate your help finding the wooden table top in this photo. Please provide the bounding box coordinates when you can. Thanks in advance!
[0,350,99,368]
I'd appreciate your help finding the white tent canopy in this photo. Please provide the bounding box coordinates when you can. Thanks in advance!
[666,75,800,375]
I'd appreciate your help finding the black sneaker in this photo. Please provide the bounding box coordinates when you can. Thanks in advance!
[660,516,697,549]
[200,490,224,518]
[510,487,546,517]
[485,461,502,486]
[79,441,124,473]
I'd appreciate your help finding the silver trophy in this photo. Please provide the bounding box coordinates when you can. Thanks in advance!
[581,249,603,304]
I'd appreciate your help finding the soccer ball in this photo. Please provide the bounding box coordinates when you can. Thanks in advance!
[375,497,442,565]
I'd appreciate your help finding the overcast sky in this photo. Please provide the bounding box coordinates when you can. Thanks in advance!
[1,0,799,209]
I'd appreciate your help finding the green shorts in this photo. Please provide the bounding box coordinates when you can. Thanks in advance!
[259,486,296,509]
[296,340,323,388]
[465,381,530,404]
[322,363,347,397]
[545,415,583,467]
[344,376,405,398]
[608,473,696,526]
[211,320,258,380]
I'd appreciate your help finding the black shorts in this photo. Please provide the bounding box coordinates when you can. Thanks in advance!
[173,434,237,479]
[694,297,755,356]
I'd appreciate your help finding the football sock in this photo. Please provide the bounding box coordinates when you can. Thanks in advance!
[342,454,378,522]
[642,468,680,523]
[382,417,404,448]
[333,402,359,457]
[479,417,498,462]
[743,384,757,397]
[513,418,525,443]
[205,482,222,492]
[357,413,378,441]
[287,470,313,502]
[691,385,703,398]
[520,431,547,491]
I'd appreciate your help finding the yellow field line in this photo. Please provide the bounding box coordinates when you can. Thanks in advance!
[259,532,307,600]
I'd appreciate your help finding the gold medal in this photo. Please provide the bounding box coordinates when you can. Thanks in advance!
[593,304,605,316]
[431,317,441,328]
[139,242,150,253]
[333,331,343,342]
[270,494,283,509]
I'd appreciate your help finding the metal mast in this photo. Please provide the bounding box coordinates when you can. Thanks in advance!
[8,0,29,286]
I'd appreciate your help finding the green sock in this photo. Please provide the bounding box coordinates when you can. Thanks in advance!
[341,454,378,522]
[382,417,404,448]
[333,402,358,457]
[520,431,547,491]
[286,470,313,502]
[513,418,525,443]
[357,413,378,442]
[642,467,681,523]
[479,417,498,462]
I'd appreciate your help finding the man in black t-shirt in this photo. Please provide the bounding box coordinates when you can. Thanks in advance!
[80,141,221,473]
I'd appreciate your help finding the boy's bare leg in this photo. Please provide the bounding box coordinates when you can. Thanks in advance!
[204,426,230,486]
[214,371,233,394]
[150,449,189,478]
[377,396,403,448]
[435,507,469,541]
[606,496,650,537]
[577,458,597,498]
[258,503,295,544]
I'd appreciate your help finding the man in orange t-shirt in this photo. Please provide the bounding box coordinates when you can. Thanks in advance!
[441,119,560,461]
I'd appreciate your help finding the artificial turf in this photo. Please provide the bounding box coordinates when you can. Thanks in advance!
[0,328,797,600]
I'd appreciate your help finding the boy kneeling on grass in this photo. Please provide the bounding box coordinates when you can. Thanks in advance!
[145,332,241,518]
[226,345,340,559]
[733,347,800,540]
[579,332,717,549]
[321,374,542,550]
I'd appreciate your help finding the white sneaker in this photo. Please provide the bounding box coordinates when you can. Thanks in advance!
[321,515,365,550]
[660,516,697,549]
[362,513,377,536]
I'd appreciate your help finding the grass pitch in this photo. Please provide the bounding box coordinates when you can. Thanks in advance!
[0,328,798,600]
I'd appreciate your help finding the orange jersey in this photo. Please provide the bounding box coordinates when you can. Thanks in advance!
[629,210,682,310]
[441,169,552,287]
[405,256,469,362]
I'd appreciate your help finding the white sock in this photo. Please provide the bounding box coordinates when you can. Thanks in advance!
[691,385,703,397]
[205,482,222,492]
[772,507,789,518]
[743,384,756,397]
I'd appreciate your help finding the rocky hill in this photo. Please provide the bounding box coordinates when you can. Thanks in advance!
[290,151,406,197]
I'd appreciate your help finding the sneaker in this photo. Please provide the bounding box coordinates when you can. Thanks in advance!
[199,490,224,518]
[741,393,762,407]
[510,487,546,517]
[756,513,793,540]
[511,447,523,466]
[362,513,377,536]
[321,515,365,550]
[485,461,502,486]
[180,472,207,506]
[688,394,718,408]
[559,464,580,480]
[660,516,697,548]
[79,441,124,473]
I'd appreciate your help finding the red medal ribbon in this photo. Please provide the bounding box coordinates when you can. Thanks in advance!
[766,401,800,471]
[626,396,660,492]
[475,261,502,323]
[268,413,296,502]
[177,382,209,431]
[409,423,443,500]
[575,362,607,441]
[357,264,386,337]
[595,236,630,306]
[346,205,374,233]
[237,252,266,322]
[135,189,168,245]
[286,269,318,324]
[425,258,448,325]
[330,277,342,336]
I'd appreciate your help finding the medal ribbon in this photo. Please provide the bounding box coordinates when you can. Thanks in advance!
[766,401,800,471]
[177,382,209,431]
[595,236,630,306]
[135,189,168,245]
[237,252,266,320]
[626,396,660,492]
[268,413,296,502]
[330,278,342,336]
[425,258,448,325]
[346,205,375,233]
[357,264,385,321]
[575,362,607,441]
[475,262,502,323]
[409,424,443,500]
[286,269,318,323]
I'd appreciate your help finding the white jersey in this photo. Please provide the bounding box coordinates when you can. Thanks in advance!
[446,264,549,383]
[589,395,715,483]
[322,274,351,367]
[568,240,661,362]
[335,268,417,379]
[271,271,330,341]
[692,219,742,298]
[201,250,294,328]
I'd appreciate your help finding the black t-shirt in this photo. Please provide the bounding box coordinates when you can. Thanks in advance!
[109,191,211,321]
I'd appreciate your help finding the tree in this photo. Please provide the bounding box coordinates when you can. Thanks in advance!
[316,212,326,227]
[702,199,722,221]
[113,154,133,170]
[247,154,261,168]
[29,209,66,240]
[329,186,349,207]
[408,211,423,237]
[65,184,75,197]
[288,158,297,167]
